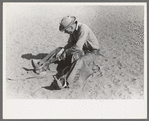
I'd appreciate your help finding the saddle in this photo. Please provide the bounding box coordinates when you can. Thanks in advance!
[31,47,63,75]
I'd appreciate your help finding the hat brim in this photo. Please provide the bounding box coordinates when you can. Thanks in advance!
[59,16,77,32]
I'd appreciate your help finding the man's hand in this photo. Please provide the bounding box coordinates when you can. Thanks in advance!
[56,48,65,61]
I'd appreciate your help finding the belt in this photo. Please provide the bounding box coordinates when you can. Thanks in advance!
[84,49,100,55]
[91,49,100,55]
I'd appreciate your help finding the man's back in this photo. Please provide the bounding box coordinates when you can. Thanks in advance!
[68,22,100,51]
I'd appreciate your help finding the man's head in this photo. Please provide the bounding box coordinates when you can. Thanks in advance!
[59,16,77,34]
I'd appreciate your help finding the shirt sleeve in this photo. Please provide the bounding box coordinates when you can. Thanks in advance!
[64,35,73,50]
[75,25,88,50]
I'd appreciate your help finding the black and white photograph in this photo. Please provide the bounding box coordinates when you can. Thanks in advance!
[3,2,147,119]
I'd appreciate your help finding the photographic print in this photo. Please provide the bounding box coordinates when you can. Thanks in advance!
[3,2,147,119]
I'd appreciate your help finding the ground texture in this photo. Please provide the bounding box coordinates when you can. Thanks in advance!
[5,5,144,99]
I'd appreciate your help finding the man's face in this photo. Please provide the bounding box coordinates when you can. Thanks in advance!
[64,27,73,34]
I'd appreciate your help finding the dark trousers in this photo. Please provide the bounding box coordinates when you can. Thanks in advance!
[55,49,98,88]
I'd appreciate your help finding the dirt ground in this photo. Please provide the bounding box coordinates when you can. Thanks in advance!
[5,4,144,99]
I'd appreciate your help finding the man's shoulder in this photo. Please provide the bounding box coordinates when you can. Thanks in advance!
[78,22,90,31]
[78,22,88,28]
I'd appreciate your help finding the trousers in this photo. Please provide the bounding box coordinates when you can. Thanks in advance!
[55,49,99,88]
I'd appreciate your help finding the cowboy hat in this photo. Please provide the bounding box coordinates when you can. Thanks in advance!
[59,16,77,32]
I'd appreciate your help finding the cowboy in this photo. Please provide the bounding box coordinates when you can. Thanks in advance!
[54,16,100,88]
[32,16,100,89]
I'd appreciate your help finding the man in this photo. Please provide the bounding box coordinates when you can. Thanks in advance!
[55,16,100,88]
[32,16,100,89]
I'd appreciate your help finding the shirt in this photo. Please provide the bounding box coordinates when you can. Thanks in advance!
[64,22,100,51]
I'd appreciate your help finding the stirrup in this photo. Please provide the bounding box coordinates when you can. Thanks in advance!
[31,59,39,69]
[31,59,46,75]
[53,75,68,88]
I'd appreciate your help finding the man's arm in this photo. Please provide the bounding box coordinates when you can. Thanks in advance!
[64,35,73,50]
[56,35,73,60]
[65,25,88,55]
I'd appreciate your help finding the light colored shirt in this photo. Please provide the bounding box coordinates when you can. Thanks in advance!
[64,22,100,51]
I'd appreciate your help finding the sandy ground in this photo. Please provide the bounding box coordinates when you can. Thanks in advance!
[5,4,144,99]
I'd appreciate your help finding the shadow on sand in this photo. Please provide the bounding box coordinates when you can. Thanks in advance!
[42,80,60,90]
[21,53,48,60]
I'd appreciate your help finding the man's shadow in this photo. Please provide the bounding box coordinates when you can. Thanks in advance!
[42,80,61,90]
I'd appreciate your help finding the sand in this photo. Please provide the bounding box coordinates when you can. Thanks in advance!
[5,4,144,99]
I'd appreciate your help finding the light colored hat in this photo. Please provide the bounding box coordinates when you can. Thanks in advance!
[59,16,77,32]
